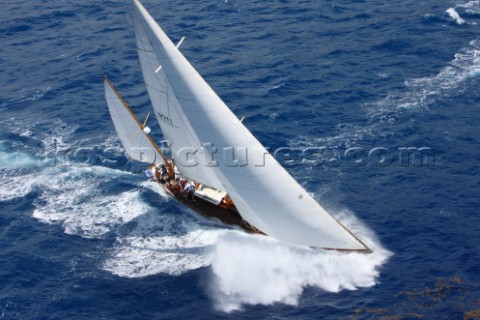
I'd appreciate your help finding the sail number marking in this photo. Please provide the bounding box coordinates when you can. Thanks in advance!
[155,111,174,126]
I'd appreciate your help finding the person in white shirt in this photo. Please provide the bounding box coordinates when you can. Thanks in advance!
[183,180,196,200]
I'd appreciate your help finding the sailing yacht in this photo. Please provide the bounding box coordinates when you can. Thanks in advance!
[103,0,371,253]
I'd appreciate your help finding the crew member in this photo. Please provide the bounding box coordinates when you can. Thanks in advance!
[183,180,196,201]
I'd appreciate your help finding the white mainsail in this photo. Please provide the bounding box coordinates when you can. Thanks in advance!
[131,0,368,251]
[132,7,224,190]
[104,75,165,165]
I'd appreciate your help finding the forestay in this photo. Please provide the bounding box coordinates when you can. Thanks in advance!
[132,0,368,251]
[104,76,165,165]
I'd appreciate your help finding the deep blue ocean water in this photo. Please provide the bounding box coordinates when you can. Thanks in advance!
[1,0,480,319]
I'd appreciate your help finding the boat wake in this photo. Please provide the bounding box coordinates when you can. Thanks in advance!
[97,199,390,311]
[103,204,390,312]
[209,210,390,312]
[0,119,391,312]
[32,167,147,239]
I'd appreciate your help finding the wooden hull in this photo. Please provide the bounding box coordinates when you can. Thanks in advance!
[158,181,264,235]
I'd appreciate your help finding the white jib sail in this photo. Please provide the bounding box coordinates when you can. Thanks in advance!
[104,76,165,165]
[132,0,368,251]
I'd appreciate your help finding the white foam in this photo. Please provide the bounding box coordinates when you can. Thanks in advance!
[37,119,79,159]
[210,210,390,312]
[0,174,37,202]
[0,147,49,201]
[445,1,480,25]
[468,69,480,78]
[367,39,480,121]
[5,130,390,311]
[287,123,374,151]
[102,200,390,311]
[0,117,82,169]
[457,0,480,15]
[104,226,229,277]
[32,165,146,239]
[18,86,53,103]
[266,82,286,93]
[0,149,42,170]
[2,108,390,312]
[20,129,32,137]
[446,8,466,24]
[103,193,232,277]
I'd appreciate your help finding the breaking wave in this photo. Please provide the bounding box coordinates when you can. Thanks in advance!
[446,8,466,25]
[210,210,390,312]
[445,1,480,25]
[457,0,480,16]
